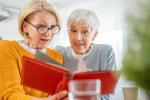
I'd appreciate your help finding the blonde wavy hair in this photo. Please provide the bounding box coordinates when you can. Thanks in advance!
[18,0,61,36]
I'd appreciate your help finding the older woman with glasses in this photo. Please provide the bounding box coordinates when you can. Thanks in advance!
[0,0,67,100]
[56,9,116,100]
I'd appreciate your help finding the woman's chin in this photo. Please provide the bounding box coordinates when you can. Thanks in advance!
[74,49,85,54]
[37,44,48,49]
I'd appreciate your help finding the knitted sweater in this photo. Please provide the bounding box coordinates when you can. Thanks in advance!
[0,40,63,100]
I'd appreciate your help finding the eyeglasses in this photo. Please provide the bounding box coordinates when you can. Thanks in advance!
[25,20,60,35]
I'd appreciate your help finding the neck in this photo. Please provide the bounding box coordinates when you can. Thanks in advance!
[75,44,93,55]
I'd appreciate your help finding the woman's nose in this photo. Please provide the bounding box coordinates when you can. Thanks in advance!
[75,33,82,40]
[45,30,53,36]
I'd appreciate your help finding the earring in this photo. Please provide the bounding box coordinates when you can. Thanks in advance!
[25,32,29,36]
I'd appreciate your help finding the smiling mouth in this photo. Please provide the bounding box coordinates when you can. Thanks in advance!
[41,38,49,41]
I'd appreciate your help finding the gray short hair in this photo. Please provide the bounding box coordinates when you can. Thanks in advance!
[67,9,100,32]
[18,0,61,36]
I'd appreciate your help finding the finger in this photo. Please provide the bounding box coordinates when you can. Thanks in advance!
[50,91,67,100]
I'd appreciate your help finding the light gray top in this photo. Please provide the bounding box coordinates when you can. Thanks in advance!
[55,43,116,73]
[55,43,116,100]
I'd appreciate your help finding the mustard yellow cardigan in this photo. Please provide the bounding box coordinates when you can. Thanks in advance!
[0,40,63,100]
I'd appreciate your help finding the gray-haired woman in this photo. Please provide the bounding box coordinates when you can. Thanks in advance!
[56,8,116,100]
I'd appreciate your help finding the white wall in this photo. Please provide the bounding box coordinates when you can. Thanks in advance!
[0,0,124,70]
[0,17,22,40]
[0,1,126,99]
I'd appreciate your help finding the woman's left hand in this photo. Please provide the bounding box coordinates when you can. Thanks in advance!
[48,91,68,100]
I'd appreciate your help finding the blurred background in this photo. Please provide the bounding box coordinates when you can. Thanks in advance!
[1,0,146,99]
[0,0,124,70]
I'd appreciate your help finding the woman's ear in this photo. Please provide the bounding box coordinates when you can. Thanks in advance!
[92,31,98,41]
[22,21,29,37]
[22,21,28,33]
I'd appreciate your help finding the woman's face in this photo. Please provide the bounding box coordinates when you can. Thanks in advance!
[23,11,59,49]
[68,23,97,54]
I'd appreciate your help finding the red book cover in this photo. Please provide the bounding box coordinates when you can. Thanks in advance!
[21,56,120,95]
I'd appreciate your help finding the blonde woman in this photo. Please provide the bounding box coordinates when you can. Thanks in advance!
[0,0,67,100]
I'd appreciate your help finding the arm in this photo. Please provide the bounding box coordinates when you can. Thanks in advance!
[106,45,116,70]
[0,42,31,100]
[32,91,67,100]
[0,42,67,100]
[100,45,116,100]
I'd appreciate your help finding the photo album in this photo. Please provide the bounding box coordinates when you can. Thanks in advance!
[21,56,120,95]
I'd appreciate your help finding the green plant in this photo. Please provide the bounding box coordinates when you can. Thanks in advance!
[123,0,150,93]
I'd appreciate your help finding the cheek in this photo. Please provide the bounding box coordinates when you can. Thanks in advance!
[30,30,38,37]
[27,27,38,38]
[85,39,92,47]
[29,33,39,43]
[69,35,74,43]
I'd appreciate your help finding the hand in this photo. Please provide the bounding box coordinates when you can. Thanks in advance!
[48,91,68,100]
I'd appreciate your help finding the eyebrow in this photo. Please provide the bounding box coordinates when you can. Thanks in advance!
[36,24,47,27]
[35,22,57,27]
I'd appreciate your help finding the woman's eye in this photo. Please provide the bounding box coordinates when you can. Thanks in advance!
[82,30,89,34]
[70,29,77,32]
[50,25,56,28]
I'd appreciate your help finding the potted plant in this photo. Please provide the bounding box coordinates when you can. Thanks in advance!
[123,0,150,98]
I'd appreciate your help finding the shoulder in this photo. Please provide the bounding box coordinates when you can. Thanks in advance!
[0,40,18,51]
[92,44,115,58]
[93,43,113,52]
[0,40,19,60]
[0,40,16,46]
[55,45,70,51]
[55,45,70,54]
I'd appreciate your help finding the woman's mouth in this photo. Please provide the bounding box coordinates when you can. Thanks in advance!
[40,38,49,41]
[75,43,84,48]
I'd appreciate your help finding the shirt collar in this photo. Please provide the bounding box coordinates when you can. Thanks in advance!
[71,44,93,60]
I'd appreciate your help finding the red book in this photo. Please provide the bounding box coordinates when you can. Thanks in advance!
[21,56,120,95]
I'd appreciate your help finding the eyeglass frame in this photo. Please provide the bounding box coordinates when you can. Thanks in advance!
[24,20,61,35]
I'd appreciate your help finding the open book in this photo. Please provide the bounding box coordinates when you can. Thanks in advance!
[21,56,120,95]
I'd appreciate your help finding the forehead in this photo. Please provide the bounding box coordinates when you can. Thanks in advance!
[69,22,90,29]
[27,10,56,21]
[69,18,93,29]
[68,24,91,30]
